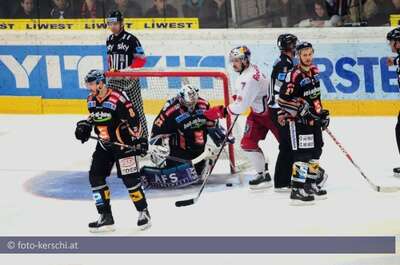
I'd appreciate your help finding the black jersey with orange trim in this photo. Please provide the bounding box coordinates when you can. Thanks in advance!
[151,96,214,158]
[278,64,323,119]
[87,89,142,144]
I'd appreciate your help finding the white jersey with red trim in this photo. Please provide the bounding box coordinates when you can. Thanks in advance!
[227,64,272,115]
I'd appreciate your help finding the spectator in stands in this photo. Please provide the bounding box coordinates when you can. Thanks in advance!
[145,0,178,18]
[0,0,12,18]
[393,0,400,10]
[109,0,143,18]
[340,0,379,25]
[13,0,37,18]
[80,0,104,18]
[343,0,393,25]
[297,0,341,27]
[199,0,230,28]
[264,0,307,27]
[324,0,350,17]
[182,0,203,17]
[50,0,74,18]
[365,0,398,25]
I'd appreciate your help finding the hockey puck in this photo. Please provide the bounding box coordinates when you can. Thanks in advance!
[226,183,233,187]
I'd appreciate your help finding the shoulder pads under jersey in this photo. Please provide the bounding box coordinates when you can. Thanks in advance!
[162,97,179,111]
[309,64,320,74]
[197,97,210,107]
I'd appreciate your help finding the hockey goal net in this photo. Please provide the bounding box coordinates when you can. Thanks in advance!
[105,70,249,174]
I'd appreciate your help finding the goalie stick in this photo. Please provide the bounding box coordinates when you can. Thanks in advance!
[325,128,400,193]
[175,115,240,207]
[89,136,212,167]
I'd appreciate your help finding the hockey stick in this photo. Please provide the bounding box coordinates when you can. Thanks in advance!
[325,128,400,193]
[175,115,240,207]
[89,136,210,166]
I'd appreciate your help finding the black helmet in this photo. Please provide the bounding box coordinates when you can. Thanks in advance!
[277,33,298,51]
[107,10,123,23]
[387,27,400,41]
[296,41,313,53]
[85,69,106,84]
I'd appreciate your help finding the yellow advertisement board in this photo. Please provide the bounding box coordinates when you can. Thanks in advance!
[0,18,199,30]
[390,14,400,26]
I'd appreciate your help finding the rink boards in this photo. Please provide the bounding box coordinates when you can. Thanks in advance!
[0,27,399,115]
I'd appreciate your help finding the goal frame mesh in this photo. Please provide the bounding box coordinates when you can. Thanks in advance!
[105,70,237,173]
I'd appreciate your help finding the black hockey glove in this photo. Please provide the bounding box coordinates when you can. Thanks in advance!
[208,125,235,147]
[131,137,148,157]
[75,120,92,143]
[298,100,311,117]
[319,109,330,130]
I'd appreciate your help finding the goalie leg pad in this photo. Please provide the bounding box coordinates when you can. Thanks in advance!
[141,163,199,189]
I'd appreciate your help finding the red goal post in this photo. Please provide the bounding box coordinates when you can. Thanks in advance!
[105,70,238,173]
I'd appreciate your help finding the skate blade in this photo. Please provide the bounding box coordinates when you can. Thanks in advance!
[290,199,315,206]
[317,174,329,188]
[89,225,116,233]
[274,188,292,193]
[249,182,273,191]
[138,221,152,231]
[314,194,328,200]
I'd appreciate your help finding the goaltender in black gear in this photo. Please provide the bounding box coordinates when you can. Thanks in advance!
[75,70,151,232]
[142,84,232,189]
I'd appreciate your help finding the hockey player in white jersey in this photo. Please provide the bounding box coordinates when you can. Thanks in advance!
[204,46,279,189]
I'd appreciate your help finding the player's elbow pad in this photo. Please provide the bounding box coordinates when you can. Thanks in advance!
[130,56,146,68]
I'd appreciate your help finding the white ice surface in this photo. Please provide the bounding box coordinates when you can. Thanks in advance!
[0,114,399,264]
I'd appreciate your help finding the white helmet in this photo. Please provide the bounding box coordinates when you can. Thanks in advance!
[229,45,251,63]
[178,84,199,112]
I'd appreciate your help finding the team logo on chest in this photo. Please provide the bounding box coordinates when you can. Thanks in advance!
[90,111,112,122]
[117,43,129,52]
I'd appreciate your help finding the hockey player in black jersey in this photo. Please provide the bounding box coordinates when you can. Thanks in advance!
[271,34,328,192]
[386,27,400,177]
[142,84,232,189]
[270,33,297,191]
[74,70,151,232]
[278,42,330,205]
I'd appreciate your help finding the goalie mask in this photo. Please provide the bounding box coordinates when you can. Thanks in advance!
[178,84,199,112]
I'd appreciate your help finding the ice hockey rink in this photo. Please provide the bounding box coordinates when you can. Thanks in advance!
[0,114,399,264]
